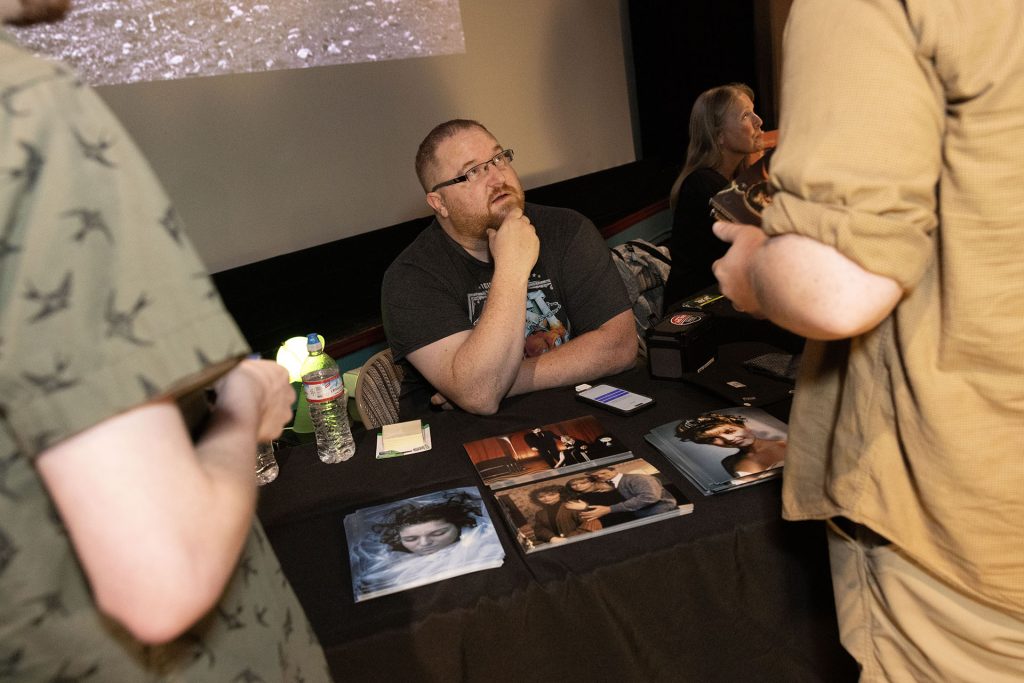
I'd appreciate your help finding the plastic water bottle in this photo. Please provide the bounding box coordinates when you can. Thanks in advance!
[300,332,355,463]
[255,441,279,485]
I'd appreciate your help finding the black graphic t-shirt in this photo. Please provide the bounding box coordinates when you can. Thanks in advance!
[467,273,571,357]
[382,203,631,414]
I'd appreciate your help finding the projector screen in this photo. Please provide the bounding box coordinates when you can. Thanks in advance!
[60,0,636,273]
[9,0,465,85]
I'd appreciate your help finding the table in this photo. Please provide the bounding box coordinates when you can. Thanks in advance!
[258,344,857,682]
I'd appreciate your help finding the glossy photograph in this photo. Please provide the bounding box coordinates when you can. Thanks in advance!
[344,487,504,602]
[645,406,788,495]
[494,458,693,554]
[462,415,630,490]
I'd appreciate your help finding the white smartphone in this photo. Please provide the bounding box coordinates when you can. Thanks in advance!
[575,383,655,416]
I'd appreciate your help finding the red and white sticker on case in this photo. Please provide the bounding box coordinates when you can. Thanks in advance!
[669,313,703,326]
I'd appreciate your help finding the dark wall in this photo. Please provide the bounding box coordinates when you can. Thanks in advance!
[628,0,763,164]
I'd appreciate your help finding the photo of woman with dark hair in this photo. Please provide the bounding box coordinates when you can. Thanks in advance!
[646,407,789,495]
[675,412,786,478]
[529,485,601,544]
[345,487,504,601]
[564,475,621,506]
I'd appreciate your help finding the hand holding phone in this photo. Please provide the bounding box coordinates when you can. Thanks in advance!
[575,383,655,416]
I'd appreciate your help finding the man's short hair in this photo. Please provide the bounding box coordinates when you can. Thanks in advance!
[415,119,491,192]
[675,413,747,444]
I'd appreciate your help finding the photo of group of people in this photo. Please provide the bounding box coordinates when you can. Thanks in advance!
[645,407,788,495]
[344,487,505,602]
[495,458,692,553]
[462,415,630,488]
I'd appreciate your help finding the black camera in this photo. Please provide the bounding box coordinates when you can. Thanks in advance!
[645,310,717,380]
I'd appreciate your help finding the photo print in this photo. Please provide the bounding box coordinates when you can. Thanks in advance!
[645,406,788,495]
[494,457,693,554]
[344,486,504,602]
[462,415,631,489]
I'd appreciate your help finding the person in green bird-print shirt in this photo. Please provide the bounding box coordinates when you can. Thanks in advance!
[0,1,331,680]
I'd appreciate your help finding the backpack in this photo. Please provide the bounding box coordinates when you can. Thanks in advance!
[610,239,672,356]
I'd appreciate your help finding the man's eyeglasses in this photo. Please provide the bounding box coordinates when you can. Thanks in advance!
[431,149,515,192]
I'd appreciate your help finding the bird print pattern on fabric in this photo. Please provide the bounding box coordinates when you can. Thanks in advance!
[0,33,329,681]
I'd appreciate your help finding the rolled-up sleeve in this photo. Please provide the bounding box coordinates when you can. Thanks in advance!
[762,0,942,292]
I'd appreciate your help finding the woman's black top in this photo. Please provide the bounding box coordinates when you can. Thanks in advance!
[664,167,730,307]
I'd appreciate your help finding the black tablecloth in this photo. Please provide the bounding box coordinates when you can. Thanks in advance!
[258,346,856,682]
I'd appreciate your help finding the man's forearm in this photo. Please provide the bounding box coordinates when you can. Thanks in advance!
[713,223,902,341]
[508,310,637,397]
[36,400,260,644]
[438,268,530,413]
[751,234,902,340]
[191,402,263,554]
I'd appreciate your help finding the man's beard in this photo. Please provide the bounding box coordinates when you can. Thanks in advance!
[485,183,525,228]
[484,202,513,231]
[450,184,525,237]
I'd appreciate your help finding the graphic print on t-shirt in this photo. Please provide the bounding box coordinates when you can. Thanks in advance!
[467,277,571,358]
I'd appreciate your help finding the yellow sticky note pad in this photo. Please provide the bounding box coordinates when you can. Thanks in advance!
[381,419,425,452]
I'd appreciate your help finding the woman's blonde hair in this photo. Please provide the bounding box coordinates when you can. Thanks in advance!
[669,83,755,209]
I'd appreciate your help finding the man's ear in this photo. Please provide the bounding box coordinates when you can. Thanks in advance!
[426,192,448,218]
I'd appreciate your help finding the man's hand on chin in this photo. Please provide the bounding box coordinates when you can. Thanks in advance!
[486,207,539,277]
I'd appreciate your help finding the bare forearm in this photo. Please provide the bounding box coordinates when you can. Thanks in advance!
[437,269,529,413]
[188,402,263,569]
[508,310,637,397]
[35,401,257,642]
[751,234,901,340]
[109,406,264,642]
[37,358,295,644]
[713,223,901,341]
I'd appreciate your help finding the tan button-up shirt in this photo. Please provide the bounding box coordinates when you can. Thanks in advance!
[764,0,1024,617]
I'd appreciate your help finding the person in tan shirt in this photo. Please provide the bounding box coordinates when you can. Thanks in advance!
[712,0,1024,680]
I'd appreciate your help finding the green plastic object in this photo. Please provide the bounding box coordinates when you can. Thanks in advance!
[291,382,314,434]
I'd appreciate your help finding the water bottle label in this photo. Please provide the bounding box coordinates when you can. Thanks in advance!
[303,372,344,403]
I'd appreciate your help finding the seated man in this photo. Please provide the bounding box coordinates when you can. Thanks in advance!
[382,119,637,415]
